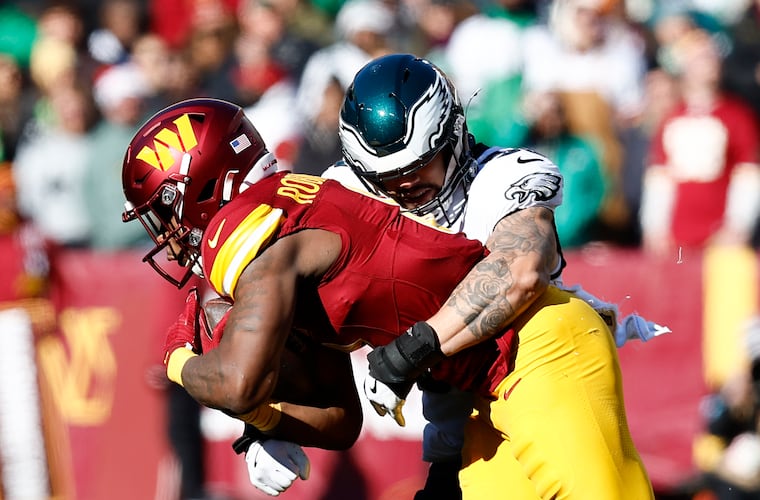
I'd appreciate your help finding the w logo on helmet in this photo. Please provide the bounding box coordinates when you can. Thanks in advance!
[135,114,199,171]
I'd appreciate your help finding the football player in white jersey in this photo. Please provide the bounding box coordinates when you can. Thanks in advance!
[233,53,664,497]
[323,53,666,499]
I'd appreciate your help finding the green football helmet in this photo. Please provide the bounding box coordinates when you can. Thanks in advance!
[338,53,476,226]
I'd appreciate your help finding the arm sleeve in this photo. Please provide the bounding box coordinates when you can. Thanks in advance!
[639,165,675,238]
[725,163,760,235]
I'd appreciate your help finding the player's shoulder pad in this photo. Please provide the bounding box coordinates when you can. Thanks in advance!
[201,200,285,298]
[321,162,366,191]
[474,147,560,184]
[470,147,562,209]
[477,147,558,171]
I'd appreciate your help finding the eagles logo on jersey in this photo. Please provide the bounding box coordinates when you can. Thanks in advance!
[505,172,562,205]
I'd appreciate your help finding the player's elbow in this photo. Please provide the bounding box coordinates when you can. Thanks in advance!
[223,370,277,415]
[323,409,363,450]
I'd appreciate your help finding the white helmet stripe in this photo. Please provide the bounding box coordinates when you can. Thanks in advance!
[176,152,192,219]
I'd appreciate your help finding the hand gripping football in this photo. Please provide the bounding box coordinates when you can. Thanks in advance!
[200,296,233,352]
[201,297,318,402]
[203,296,233,329]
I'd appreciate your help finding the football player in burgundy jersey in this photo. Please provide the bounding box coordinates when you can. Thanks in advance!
[122,97,652,498]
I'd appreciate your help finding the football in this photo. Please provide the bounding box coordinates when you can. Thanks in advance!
[202,296,233,331]
[201,296,320,403]
[200,296,233,353]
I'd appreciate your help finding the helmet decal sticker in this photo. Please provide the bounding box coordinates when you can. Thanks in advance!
[407,72,451,152]
[230,134,251,154]
[135,113,198,171]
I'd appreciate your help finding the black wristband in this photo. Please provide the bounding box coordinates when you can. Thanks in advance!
[231,423,269,455]
[368,321,445,385]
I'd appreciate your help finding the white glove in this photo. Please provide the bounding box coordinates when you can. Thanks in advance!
[245,439,310,496]
[614,314,671,348]
[364,373,407,427]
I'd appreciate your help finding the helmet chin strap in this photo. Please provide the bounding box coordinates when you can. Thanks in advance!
[222,170,240,202]
[191,260,205,279]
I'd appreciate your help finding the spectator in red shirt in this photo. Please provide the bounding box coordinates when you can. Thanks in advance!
[640,28,760,257]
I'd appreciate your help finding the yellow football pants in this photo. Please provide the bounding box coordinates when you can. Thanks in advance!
[459,287,653,499]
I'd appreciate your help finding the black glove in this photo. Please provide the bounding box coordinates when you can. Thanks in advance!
[368,321,445,393]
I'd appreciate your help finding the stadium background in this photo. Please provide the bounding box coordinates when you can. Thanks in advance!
[2,244,755,499]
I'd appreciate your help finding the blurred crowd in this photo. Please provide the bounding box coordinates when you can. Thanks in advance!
[0,0,759,261]
[1,0,760,497]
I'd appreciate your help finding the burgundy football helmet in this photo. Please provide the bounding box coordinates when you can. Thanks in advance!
[122,98,278,287]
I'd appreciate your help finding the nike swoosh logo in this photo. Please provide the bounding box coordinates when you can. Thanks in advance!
[503,377,522,400]
[207,219,226,249]
[516,156,542,164]
[369,379,378,394]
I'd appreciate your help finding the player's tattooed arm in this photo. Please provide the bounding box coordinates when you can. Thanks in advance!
[429,207,558,355]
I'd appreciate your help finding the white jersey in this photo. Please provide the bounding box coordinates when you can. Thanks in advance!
[322,144,666,462]
[324,145,565,279]
[324,145,563,240]
[461,146,667,345]
[461,146,562,245]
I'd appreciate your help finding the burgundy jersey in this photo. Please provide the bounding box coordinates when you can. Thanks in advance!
[201,172,515,396]
[649,95,760,245]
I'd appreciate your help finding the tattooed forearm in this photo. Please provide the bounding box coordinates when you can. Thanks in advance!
[489,207,556,258]
[442,207,558,342]
[445,257,516,340]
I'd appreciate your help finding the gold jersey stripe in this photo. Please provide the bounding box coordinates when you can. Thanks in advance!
[209,204,284,298]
